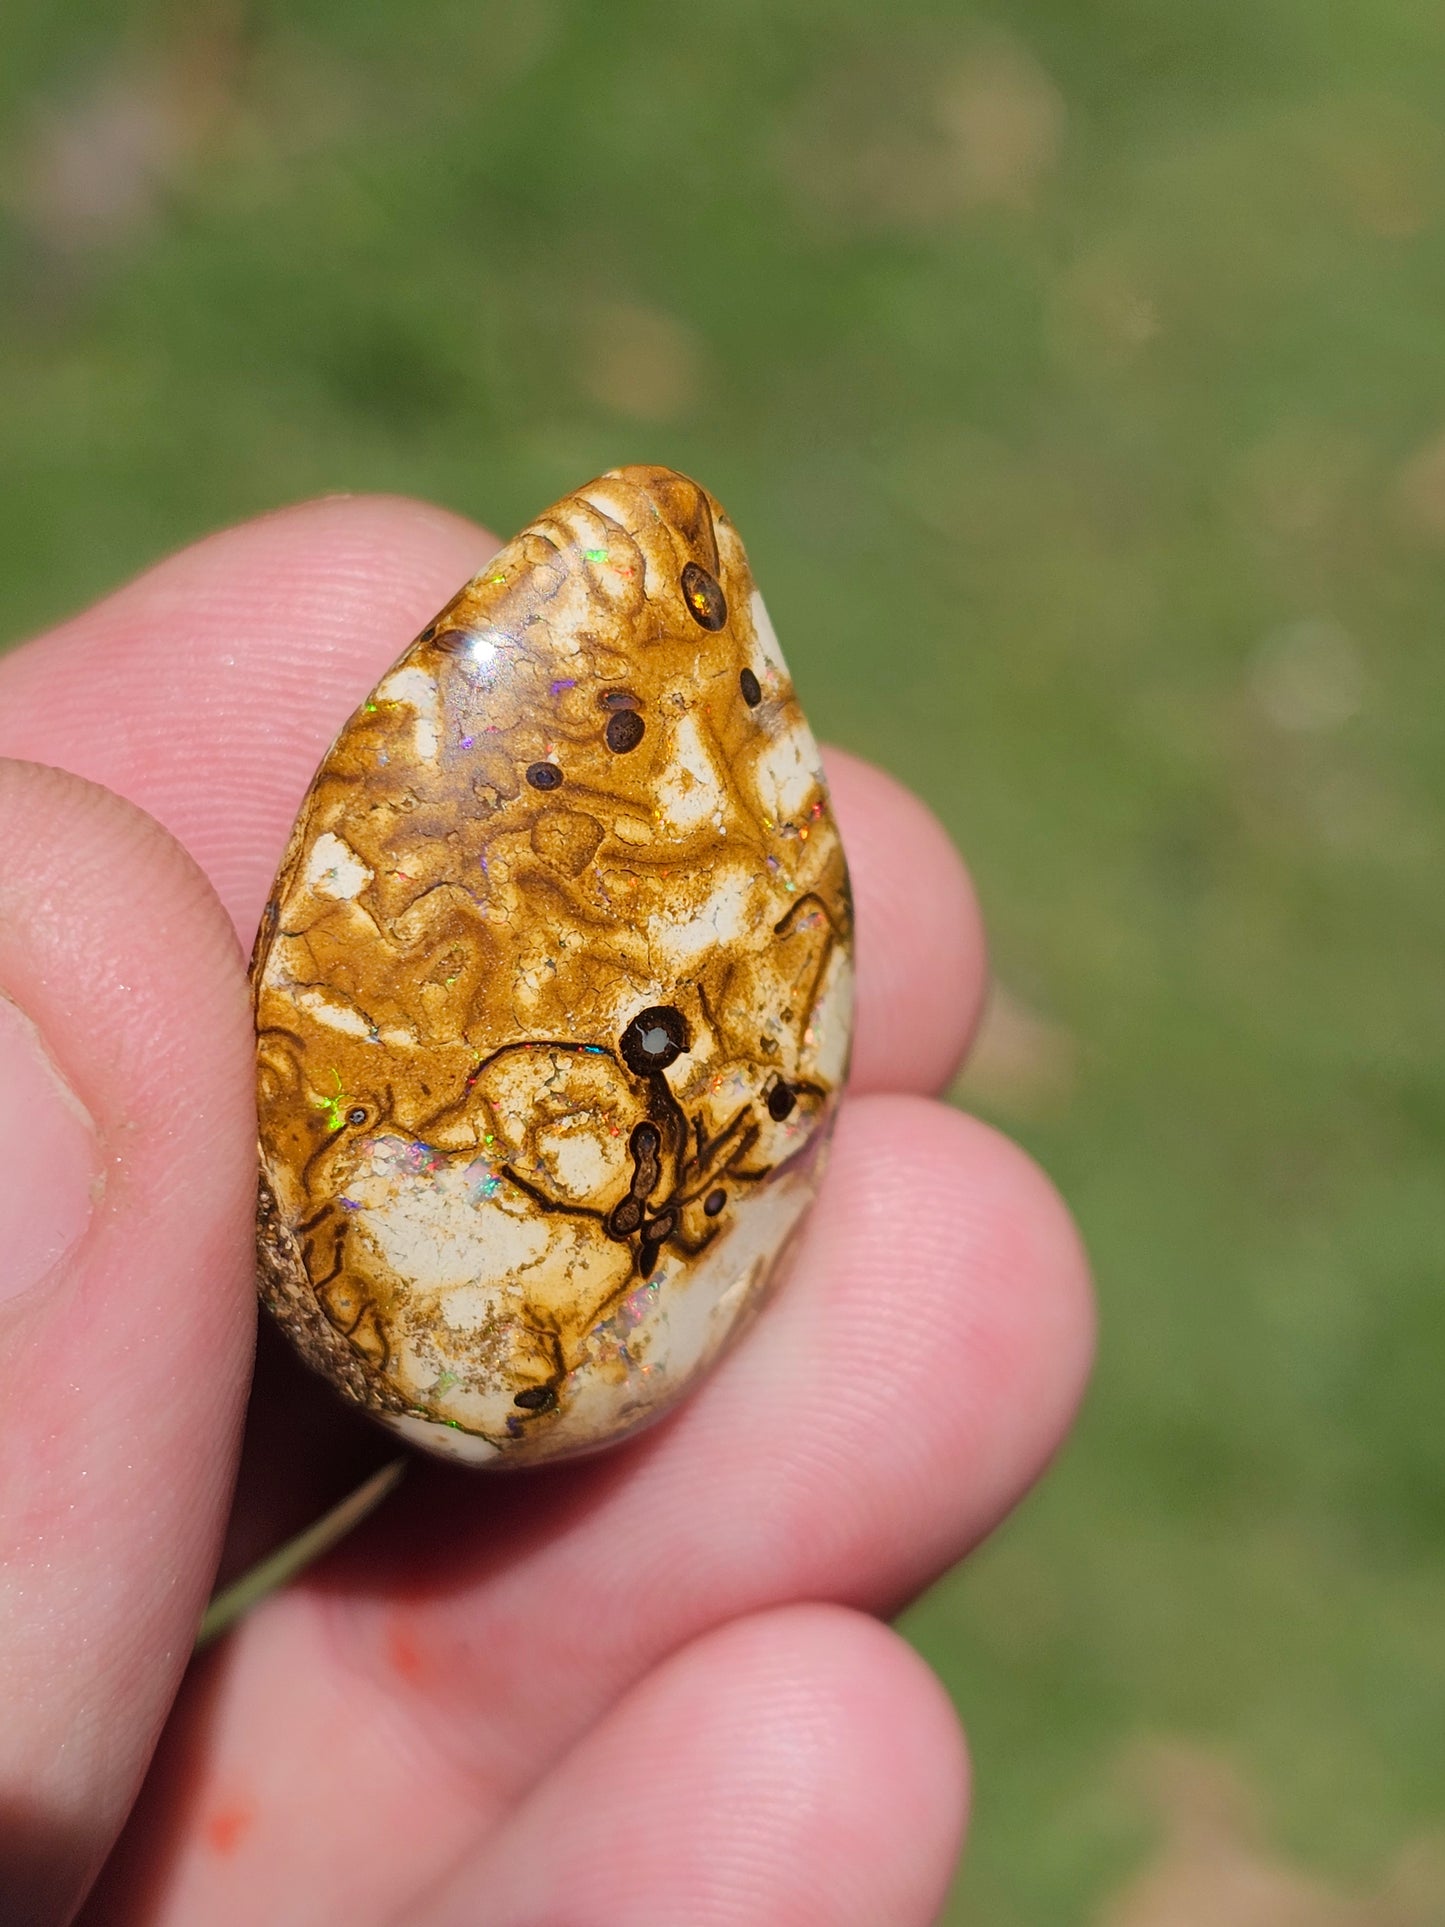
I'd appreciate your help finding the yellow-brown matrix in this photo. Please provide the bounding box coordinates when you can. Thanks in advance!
[252,467,853,1464]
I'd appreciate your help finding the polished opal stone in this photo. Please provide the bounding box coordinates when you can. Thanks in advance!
[252,466,853,1464]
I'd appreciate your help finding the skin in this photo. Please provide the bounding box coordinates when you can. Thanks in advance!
[0,495,1094,1926]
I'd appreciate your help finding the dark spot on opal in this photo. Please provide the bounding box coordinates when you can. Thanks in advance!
[681,561,727,631]
[609,1196,644,1238]
[605,708,646,754]
[620,1005,688,1076]
[740,666,762,707]
[513,1384,557,1412]
[638,1242,661,1279]
[419,623,437,641]
[642,1208,676,1244]
[433,628,476,655]
[525,761,564,791]
[704,1188,727,1216]
[767,1083,796,1122]
[347,1107,368,1126]
[600,689,641,711]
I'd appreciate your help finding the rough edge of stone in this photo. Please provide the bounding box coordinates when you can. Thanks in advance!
[255,1168,408,1416]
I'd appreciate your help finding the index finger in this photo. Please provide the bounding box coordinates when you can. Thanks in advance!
[0,494,984,1096]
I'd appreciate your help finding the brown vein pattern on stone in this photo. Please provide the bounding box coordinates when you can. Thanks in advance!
[252,465,854,1464]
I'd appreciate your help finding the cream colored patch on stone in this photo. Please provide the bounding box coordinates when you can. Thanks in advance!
[527,515,645,628]
[382,1411,501,1463]
[550,1335,665,1450]
[485,1164,818,1466]
[303,830,372,900]
[435,1282,493,1332]
[392,1332,442,1392]
[752,715,821,822]
[662,1169,811,1363]
[293,986,374,1038]
[651,866,754,966]
[535,1123,613,1200]
[358,1168,549,1295]
[376,664,441,761]
[749,590,792,679]
[805,947,854,1089]
[513,958,556,1015]
[652,711,725,833]
[612,814,654,844]
[475,1051,635,1176]
[430,1376,522,1439]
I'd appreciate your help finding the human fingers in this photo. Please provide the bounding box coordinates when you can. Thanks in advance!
[0,763,254,1924]
[85,1098,1090,1923]
[336,1102,1092,1768]
[822,746,983,1093]
[414,1606,968,1927]
[0,493,987,1600]
[0,495,982,1097]
[0,496,1004,1923]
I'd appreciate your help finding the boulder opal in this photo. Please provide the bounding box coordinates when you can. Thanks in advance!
[252,466,853,1463]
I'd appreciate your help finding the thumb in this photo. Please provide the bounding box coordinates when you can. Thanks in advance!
[0,760,254,1924]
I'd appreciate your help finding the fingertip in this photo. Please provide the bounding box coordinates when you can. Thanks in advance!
[437,1604,970,1927]
[663,1605,972,1927]
[0,759,257,1916]
[883,1100,1097,1521]
[771,1604,973,1882]
[715,1093,1096,1583]
[0,758,251,1133]
[0,493,501,939]
[0,753,257,1518]
[823,748,987,1095]
[64,491,493,632]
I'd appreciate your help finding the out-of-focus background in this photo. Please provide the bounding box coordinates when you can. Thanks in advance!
[2,2,1442,1918]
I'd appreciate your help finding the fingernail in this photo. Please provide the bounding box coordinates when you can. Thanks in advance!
[0,993,98,1306]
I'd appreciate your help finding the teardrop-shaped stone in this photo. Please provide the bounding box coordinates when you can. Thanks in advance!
[252,466,854,1464]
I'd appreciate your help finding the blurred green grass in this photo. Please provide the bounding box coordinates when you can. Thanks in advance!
[2,1,1442,1918]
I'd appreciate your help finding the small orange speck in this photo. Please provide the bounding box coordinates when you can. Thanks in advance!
[386,1616,427,1684]
[205,1799,256,1857]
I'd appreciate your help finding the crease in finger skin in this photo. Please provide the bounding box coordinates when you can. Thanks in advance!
[0,761,256,1925]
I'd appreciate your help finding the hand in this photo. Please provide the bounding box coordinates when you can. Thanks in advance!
[0,496,1093,1925]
